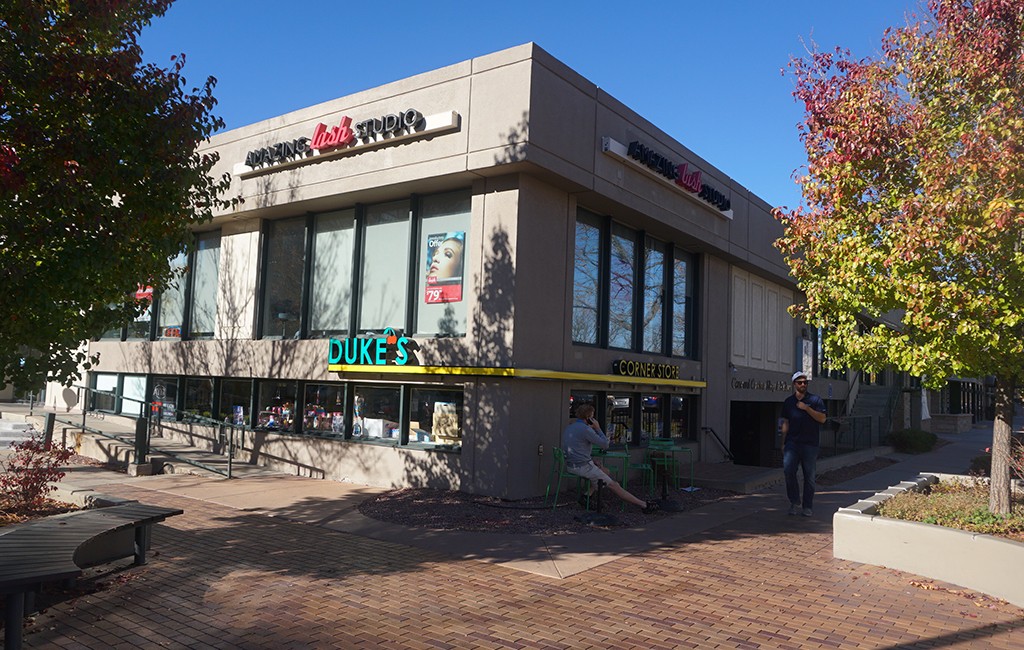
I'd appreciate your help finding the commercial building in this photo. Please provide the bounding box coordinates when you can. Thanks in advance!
[69,43,849,499]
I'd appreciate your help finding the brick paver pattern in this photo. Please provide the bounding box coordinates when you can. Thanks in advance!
[14,484,1024,649]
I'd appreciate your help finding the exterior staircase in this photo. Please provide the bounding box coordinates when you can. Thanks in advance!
[846,384,899,444]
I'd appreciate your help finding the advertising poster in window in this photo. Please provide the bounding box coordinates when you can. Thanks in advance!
[424,231,464,304]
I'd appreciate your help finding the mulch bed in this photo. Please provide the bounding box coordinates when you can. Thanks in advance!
[359,486,741,535]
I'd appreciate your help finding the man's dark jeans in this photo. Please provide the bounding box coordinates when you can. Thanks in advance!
[783,442,818,509]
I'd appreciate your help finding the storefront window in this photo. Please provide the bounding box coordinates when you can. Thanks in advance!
[606,394,634,444]
[303,383,346,435]
[358,200,410,332]
[643,239,665,353]
[121,375,146,416]
[91,373,118,412]
[670,395,694,441]
[415,191,470,336]
[672,249,694,357]
[185,378,214,420]
[158,253,187,340]
[572,210,602,345]
[99,324,123,340]
[256,381,298,431]
[608,224,636,349]
[353,385,400,440]
[189,231,220,339]
[569,391,598,419]
[152,376,177,419]
[218,379,251,425]
[409,388,463,446]
[261,217,306,340]
[309,209,355,337]
[127,286,153,340]
[641,394,663,441]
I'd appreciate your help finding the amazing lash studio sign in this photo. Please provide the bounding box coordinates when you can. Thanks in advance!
[237,108,460,176]
[602,136,734,218]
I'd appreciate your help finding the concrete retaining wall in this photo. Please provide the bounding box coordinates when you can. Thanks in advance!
[833,473,1024,608]
[928,414,974,434]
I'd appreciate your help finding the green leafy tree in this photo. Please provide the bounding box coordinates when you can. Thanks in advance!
[0,0,231,389]
[775,0,1024,514]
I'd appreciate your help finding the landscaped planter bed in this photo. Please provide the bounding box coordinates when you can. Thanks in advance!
[833,473,1024,608]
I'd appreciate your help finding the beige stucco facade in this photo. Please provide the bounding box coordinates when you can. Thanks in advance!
[71,43,847,499]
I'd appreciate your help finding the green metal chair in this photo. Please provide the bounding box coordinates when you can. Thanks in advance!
[544,447,587,510]
[647,438,679,490]
[625,443,655,496]
[647,438,695,491]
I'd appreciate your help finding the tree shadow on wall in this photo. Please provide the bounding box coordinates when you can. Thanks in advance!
[399,227,514,497]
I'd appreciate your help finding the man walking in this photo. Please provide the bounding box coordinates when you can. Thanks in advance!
[780,371,827,516]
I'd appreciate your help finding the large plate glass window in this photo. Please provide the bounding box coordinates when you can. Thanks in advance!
[152,376,177,419]
[358,200,410,332]
[416,191,471,336]
[256,381,298,431]
[158,252,187,340]
[643,238,666,353]
[120,374,146,416]
[303,383,346,436]
[608,224,636,349]
[572,210,603,345]
[409,388,463,446]
[569,391,598,419]
[218,379,251,426]
[309,209,355,338]
[606,393,634,444]
[91,373,118,412]
[261,217,306,340]
[127,286,153,340]
[184,378,214,420]
[189,231,220,339]
[672,248,694,358]
[353,385,400,440]
[670,395,694,441]
[641,394,663,442]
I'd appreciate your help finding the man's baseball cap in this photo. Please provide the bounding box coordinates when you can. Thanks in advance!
[792,371,808,382]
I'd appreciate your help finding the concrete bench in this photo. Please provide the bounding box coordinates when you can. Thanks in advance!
[0,502,183,649]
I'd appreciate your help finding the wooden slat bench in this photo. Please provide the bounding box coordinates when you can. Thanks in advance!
[0,503,183,650]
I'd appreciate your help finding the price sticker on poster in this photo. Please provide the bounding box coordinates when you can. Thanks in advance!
[424,231,465,304]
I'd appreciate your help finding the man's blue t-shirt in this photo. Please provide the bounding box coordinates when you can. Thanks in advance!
[562,419,608,466]
[782,392,827,446]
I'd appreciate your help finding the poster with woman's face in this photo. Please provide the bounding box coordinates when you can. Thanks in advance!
[424,231,465,303]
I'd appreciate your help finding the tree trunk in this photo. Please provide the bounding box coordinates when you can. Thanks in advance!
[989,376,1015,516]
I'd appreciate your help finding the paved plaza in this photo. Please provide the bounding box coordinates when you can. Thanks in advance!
[4,417,1024,649]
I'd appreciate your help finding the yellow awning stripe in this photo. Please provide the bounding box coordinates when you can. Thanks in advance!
[326,364,706,388]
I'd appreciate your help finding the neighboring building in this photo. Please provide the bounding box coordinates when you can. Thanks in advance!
[58,43,855,499]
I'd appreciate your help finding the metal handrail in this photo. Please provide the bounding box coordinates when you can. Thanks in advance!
[700,426,734,461]
[69,384,232,478]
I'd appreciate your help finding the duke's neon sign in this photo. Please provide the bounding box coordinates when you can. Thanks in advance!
[329,328,410,366]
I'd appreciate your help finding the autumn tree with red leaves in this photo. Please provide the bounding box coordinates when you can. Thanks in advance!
[775,0,1024,514]
[0,1,231,389]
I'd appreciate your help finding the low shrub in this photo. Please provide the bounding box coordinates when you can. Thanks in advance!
[887,428,938,454]
[969,439,1024,479]
[878,478,1024,541]
[0,434,75,512]
[969,453,992,477]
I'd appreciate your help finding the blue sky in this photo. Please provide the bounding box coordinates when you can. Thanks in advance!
[138,0,925,211]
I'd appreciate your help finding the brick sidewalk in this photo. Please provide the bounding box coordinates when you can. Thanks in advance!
[13,483,1024,649]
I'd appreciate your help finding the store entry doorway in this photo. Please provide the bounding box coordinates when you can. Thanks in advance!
[729,401,779,467]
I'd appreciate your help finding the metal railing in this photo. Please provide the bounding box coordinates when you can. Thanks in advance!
[60,385,233,478]
[700,426,734,461]
[819,415,874,458]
